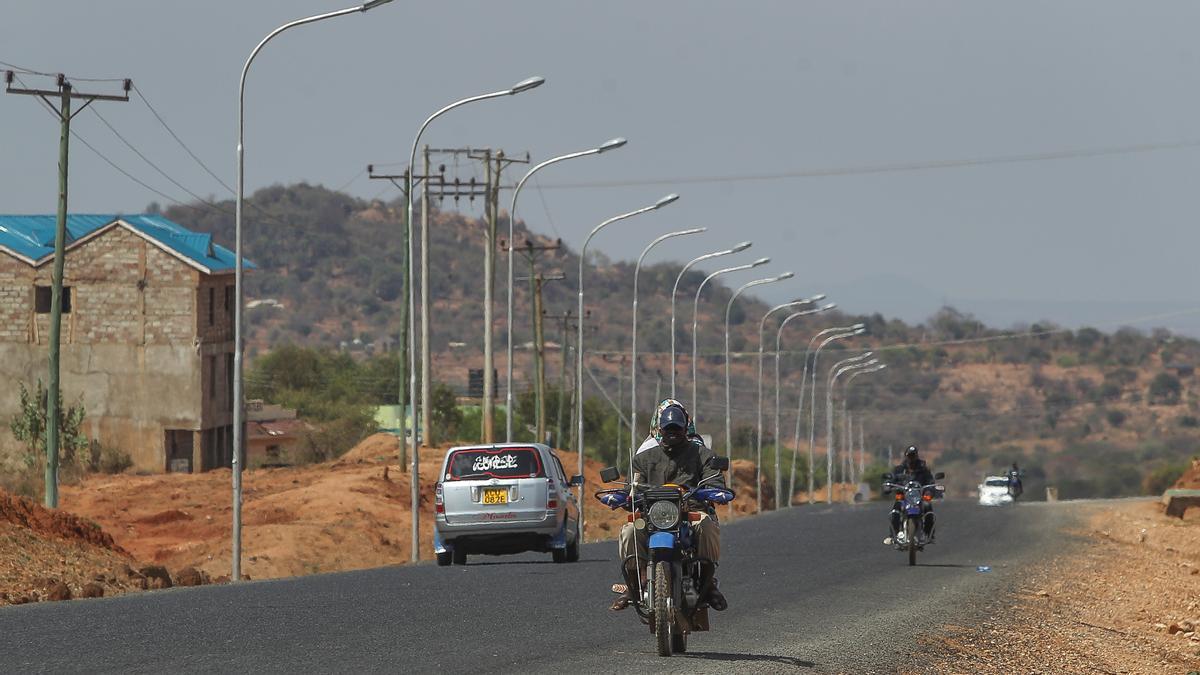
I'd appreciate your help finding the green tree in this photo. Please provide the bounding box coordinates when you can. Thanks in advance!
[1148,372,1182,405]
[8,380,90,496]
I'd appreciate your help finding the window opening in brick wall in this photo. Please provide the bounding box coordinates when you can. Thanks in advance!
[35,285,71,314]
[224,285,234,321]
[209,355,216,400]
[208,287,215,326]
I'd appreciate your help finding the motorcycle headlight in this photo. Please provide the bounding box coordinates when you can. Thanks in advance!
[905,488,922,505]
[647,500,681,530]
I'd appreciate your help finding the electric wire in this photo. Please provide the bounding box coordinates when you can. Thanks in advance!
[131,83,235,195]
[0,59,128,83]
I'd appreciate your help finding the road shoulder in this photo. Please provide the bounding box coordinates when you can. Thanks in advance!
[915,499,1200,673]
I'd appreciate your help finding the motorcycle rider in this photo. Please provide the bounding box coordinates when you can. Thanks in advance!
[610,400,728,612]
[1008,462,1024,499]
[884,445,937,544]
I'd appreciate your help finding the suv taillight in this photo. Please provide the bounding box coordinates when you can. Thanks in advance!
[435,483,444,514]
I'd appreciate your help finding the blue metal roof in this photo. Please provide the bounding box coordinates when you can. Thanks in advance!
[0,214,250,272]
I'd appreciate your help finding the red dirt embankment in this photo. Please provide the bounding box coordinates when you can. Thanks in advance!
[1172,458,1200,490]
[53,435,775,583]
[0,489,142,605]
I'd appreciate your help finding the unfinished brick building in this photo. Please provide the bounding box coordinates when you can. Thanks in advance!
[0,214,249,472]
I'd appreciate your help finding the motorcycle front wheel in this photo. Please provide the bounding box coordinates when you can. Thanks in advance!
[654,561,673,656]
[905,519,918,566]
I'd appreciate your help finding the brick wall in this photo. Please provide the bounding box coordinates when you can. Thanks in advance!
[0,222,239,472]
[0,253,32,342]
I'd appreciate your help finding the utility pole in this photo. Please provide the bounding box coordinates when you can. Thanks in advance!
[368,161,445,463]
[420,145,431,449]
[544,311,577,449]
[5,71,129,508]
[516,239,561,443]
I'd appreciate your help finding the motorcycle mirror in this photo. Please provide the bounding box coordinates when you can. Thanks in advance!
[881,473,892,482]
[709,456,730,471]
[934,472,946,480]
[569,474,583,487]
[599,467,620,483]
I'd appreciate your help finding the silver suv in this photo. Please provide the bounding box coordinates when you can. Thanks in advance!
[433,443,582,566]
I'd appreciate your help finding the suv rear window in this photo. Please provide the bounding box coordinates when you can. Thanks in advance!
[445,447,544,481]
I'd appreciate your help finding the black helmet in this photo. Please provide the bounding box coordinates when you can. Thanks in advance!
[659,405,688,432]
[904,445,919,458]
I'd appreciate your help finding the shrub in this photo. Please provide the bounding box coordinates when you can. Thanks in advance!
[1148,373,1182,405]
[1142,463,1188,494]
[1105,409,1127,428]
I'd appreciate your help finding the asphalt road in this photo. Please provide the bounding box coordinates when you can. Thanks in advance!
[1,499,1083,673]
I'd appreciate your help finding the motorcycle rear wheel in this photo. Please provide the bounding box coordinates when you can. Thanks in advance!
[654,561,673,656]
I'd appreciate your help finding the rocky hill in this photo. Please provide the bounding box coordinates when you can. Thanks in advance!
[162,184,1200,500]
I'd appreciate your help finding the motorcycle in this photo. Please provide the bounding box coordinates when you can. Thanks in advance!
[1007,468,1024,500]
[595,457,734,657]
[881,471,945,566]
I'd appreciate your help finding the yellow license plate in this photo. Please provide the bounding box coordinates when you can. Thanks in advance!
[482,488,508,505]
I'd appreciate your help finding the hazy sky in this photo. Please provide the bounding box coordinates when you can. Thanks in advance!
[4,2,1200,332]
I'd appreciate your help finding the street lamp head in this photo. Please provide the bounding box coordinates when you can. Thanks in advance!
[598,137,627,153]
[775,272,795,281]
[852,323,866,329]
[853,327,867,335]
[361,0,394,10]
[655,193,680,209]
[681,227,707,235]
[731,241,752,253]
[809,293,827,302]
[751,257,770,267]
[821,302,837,311]
[509,76,546,94]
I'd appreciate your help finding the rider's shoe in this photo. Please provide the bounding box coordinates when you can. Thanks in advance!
[883,536,894,545]
[609,583,635,611]
[706,582,728,611]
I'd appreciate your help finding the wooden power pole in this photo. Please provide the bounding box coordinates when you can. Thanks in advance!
[4,70,130,507]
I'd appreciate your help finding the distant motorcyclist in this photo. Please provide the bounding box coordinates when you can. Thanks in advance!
[884,445,937,544]
[610,400,727,612]
[1007,462,1024,499]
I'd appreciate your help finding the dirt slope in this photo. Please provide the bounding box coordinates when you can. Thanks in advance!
[55,435,774,582]
[0,490,140,605]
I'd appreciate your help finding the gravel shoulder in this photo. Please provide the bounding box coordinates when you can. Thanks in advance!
[916,498,1200,674]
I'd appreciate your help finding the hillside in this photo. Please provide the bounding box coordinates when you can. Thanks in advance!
[161,184,1200,501]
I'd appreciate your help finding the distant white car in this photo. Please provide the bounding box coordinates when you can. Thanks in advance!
[978,476,1014,506]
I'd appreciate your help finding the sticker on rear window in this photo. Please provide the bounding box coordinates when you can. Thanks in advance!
[447,447,544,480]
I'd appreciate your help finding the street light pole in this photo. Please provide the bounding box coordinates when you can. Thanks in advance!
[631,228,705,452]
[505,138,627,441]
[407,75,545,562]
[233,0,394,582]
[723,274,793,456]
[826,355,876,503]
[773,302,835,509]
[690,258,769,415]
[804,325,866,503]
[576,194,678,542]
[842,363,886,484]
[670,242,751,398]
[755,295,824,512]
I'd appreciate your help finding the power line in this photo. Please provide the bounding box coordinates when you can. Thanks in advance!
[89,106,231,214]
[131,83,235,195]
[0,59,128,83]
[523,139,1200,190]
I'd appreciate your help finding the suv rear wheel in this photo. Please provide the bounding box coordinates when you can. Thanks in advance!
[436,551,452,567]
[452,548,467,565]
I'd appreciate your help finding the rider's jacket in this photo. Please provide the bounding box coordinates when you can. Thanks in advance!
[891,459,934,487]
[632,439,727,492]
